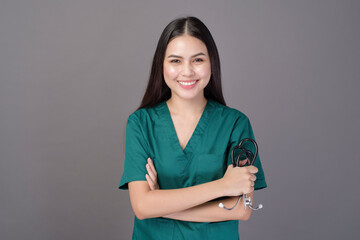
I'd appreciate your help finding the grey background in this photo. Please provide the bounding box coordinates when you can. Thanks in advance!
[1,0,359,239]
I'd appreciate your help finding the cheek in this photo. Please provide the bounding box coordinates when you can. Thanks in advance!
[163,65,179,79]
[196,64,211,79]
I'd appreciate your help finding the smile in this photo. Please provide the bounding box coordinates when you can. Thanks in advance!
[177,80,198,86]
[177,80,199,90]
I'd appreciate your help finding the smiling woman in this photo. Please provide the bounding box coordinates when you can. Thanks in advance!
[118,16,267,240]
[163,35,211,100]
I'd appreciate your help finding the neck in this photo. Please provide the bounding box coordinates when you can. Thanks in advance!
[166,95,207,116]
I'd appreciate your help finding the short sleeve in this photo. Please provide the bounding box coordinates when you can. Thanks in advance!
[226,115,267,190]
[119,115,150,190]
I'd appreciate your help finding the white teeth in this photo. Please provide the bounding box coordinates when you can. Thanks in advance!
[178,81,197,86]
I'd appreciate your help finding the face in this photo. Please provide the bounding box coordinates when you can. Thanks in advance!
[163,35,211,101]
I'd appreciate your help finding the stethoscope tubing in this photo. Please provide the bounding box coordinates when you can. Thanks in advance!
[231,138,258,167]
[219,138,263,211]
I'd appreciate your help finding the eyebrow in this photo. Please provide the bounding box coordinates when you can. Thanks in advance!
[167,52,206,58]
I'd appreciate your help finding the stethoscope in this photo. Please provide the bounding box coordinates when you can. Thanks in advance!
[218,138,263,211]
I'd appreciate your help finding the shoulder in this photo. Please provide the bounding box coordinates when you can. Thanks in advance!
[208,100,250,123]
[127,101,166,125]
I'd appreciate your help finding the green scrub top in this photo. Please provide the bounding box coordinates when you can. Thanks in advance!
[119,100,267,240]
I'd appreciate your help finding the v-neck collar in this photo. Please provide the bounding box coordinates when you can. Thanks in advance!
[160,100,213,156]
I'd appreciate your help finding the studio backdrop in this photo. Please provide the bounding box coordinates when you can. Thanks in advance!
[1,0,359,239]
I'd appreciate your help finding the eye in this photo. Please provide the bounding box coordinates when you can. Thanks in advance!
[193,58,204,63]
[170,59,181,63]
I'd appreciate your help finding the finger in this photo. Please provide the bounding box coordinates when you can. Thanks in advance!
[239,159,248,167]
[145,174,155,190]
[145,174,152,186]
[245,187,255,195]
[146,163,157,183]
[247,166,258,174]
[249,174,257,181]
[147,158,157,176]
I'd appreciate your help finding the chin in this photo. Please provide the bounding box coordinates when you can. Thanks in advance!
[175,92,205,101]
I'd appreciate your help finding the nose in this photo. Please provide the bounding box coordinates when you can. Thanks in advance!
[181,62,195,77]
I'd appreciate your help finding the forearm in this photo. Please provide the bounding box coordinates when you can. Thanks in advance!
[162,193,253,222]
[129,179,225,220]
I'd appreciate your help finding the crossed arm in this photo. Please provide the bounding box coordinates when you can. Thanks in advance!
[162,193,254,222]
[128,158,257,222]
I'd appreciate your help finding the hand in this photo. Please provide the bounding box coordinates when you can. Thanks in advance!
[220,160,258,196]
[145,158,159,190]
[238,159,249,167]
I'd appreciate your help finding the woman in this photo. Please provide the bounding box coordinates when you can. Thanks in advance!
[119,16,267,239]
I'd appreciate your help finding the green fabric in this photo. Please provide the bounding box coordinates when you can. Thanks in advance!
[119,100,267,240]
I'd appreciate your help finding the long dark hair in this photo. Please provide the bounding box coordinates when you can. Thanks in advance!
[138,16,226,109]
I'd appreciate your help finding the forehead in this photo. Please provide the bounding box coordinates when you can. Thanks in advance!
[165,35,208,56]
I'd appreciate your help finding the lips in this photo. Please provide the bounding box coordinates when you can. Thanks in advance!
[177,80,199,89]
[178,80,197,86]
